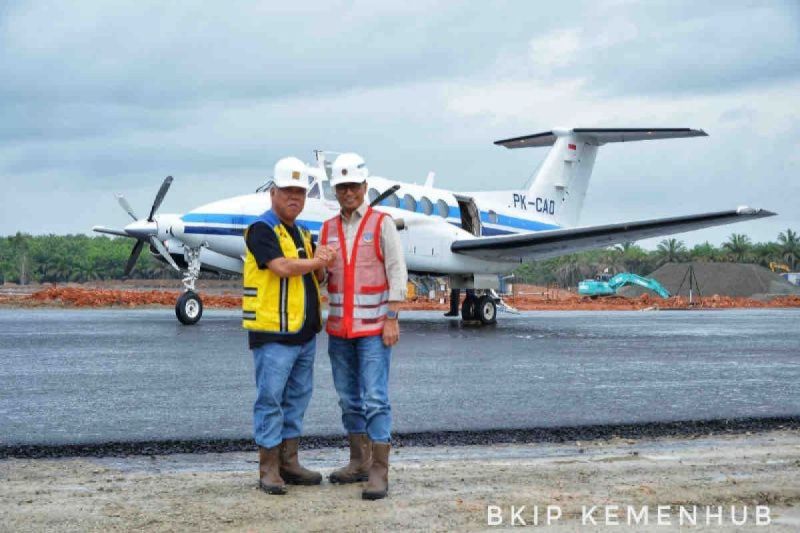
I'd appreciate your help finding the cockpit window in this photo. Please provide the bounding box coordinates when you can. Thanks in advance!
[368,188,379,203]
[307,182,320,199]
[321,180,336,201]
[256,179,275,193]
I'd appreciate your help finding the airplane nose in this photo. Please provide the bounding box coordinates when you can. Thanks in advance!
[154,214,184,241]
[124,219,158,239]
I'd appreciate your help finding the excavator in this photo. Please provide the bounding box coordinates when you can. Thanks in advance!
[769,262,791,274]
[578,273,670,299]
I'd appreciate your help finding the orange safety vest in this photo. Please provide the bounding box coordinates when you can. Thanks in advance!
[320,207,389,338]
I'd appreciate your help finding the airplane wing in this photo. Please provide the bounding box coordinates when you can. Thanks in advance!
[450,208,776,262]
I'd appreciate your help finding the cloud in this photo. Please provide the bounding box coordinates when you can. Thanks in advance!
[0,0,798,247]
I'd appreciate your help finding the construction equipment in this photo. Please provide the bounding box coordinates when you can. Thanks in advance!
[770,262,791,273]
[578,273,670,299]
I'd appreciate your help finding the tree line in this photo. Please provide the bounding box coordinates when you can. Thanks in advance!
[512,229,798,287]
[0,230,797,287]
[0,234,183,284]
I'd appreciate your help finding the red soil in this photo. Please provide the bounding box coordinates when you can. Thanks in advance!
[1,286,798,311]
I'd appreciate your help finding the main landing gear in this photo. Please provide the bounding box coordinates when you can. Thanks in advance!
[461,291,498,325]
[175,247,203,325]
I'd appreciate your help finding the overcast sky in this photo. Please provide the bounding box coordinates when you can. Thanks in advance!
[1,0,798,248]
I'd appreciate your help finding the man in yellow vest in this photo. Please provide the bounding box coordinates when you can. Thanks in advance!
[319,153,408,500]
[242,156,335,495]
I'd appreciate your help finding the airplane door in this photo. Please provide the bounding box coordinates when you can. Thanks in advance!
[453,195,481,236]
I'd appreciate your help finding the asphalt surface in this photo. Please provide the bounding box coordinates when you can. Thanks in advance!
[1,308,798,448]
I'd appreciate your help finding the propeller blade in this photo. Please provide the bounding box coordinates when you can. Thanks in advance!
[124,240,145,277]
[92,226,133,238]
[149,236,181,272]
[116,194,138,221]
[370,184,401,207]
[148,176,173,221]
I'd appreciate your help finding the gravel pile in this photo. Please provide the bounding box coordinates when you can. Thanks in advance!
[619,262,800,298]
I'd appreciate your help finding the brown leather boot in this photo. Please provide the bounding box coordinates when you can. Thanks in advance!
[258,446,286,495]
[279,438,322,485]
[362,442,390,500]
[329,433,372,484]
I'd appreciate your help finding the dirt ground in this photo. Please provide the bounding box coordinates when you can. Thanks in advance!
[2,282,799,311]
[2,430,799,532]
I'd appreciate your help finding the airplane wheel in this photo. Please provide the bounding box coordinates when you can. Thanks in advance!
[477,295,497,325]
[461,296,478,321]
[176,291,203,325]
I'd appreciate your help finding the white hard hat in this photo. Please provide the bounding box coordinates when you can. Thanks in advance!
[272,156,309,189]
[331,153,368,186]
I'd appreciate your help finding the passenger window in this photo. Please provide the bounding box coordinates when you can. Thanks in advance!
[403,194,417,212]
[382,193,400,208]
[436,199,449,218]
[419,197,433,215]
[487,210,498,224]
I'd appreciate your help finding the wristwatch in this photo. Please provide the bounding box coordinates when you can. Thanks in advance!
[386,310,399,320]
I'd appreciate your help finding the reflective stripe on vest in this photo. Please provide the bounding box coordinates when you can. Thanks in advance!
[242,210,321,333]
[321,207,389,338]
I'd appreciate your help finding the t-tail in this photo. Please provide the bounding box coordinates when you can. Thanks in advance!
[495,128,708,228]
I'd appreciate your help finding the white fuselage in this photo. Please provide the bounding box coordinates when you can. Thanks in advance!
[154,175,563,277]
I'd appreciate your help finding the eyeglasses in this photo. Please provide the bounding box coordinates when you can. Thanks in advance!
[335,182,364,193]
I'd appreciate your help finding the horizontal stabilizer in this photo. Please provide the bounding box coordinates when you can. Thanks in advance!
[451,208,775,262]
[495,128,707,149]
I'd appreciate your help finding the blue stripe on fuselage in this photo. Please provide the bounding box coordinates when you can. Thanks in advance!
[181,211,557,237]
[182,213,321,230]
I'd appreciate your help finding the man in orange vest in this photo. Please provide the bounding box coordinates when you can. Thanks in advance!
[319,153,407,500]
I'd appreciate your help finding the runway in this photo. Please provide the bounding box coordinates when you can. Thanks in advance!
[1,308,798,446]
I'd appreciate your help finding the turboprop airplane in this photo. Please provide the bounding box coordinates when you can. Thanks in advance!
[93,127,775,325]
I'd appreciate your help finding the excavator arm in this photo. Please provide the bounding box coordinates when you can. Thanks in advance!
[607,273,671,298]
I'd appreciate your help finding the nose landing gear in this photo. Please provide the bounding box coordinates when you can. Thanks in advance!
[176,290,203,325]
[175,246,204,325]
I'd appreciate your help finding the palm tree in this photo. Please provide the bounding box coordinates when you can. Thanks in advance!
[594,247,624,275]
[615,241,648,274]
[777,228,799,270]
[722,233,752,263]
[690,241,718,262]
[656,238,686,265]
[554,255,591,288]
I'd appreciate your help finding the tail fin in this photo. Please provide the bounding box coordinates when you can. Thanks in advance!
[495,128,707,227]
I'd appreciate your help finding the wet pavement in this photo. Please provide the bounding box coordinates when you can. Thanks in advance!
[1,308,798,445]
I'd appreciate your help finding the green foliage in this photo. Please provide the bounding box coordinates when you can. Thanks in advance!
[1,230,796,288]
[777,228,799,270]
[0,234,185,284]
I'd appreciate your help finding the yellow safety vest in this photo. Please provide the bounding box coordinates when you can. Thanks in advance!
[242,210,321,333]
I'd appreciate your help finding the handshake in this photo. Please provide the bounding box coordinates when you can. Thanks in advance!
[314,244,338,267]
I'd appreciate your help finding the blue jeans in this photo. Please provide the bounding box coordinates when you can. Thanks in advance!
[328,334,392,443]
[252,338,316,449]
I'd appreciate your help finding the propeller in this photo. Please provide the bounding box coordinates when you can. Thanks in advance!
[124,240,146,277]
[148,235,181,272]
[117,195,138,221]
[114,176,178,277]
[148,176,173,221]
